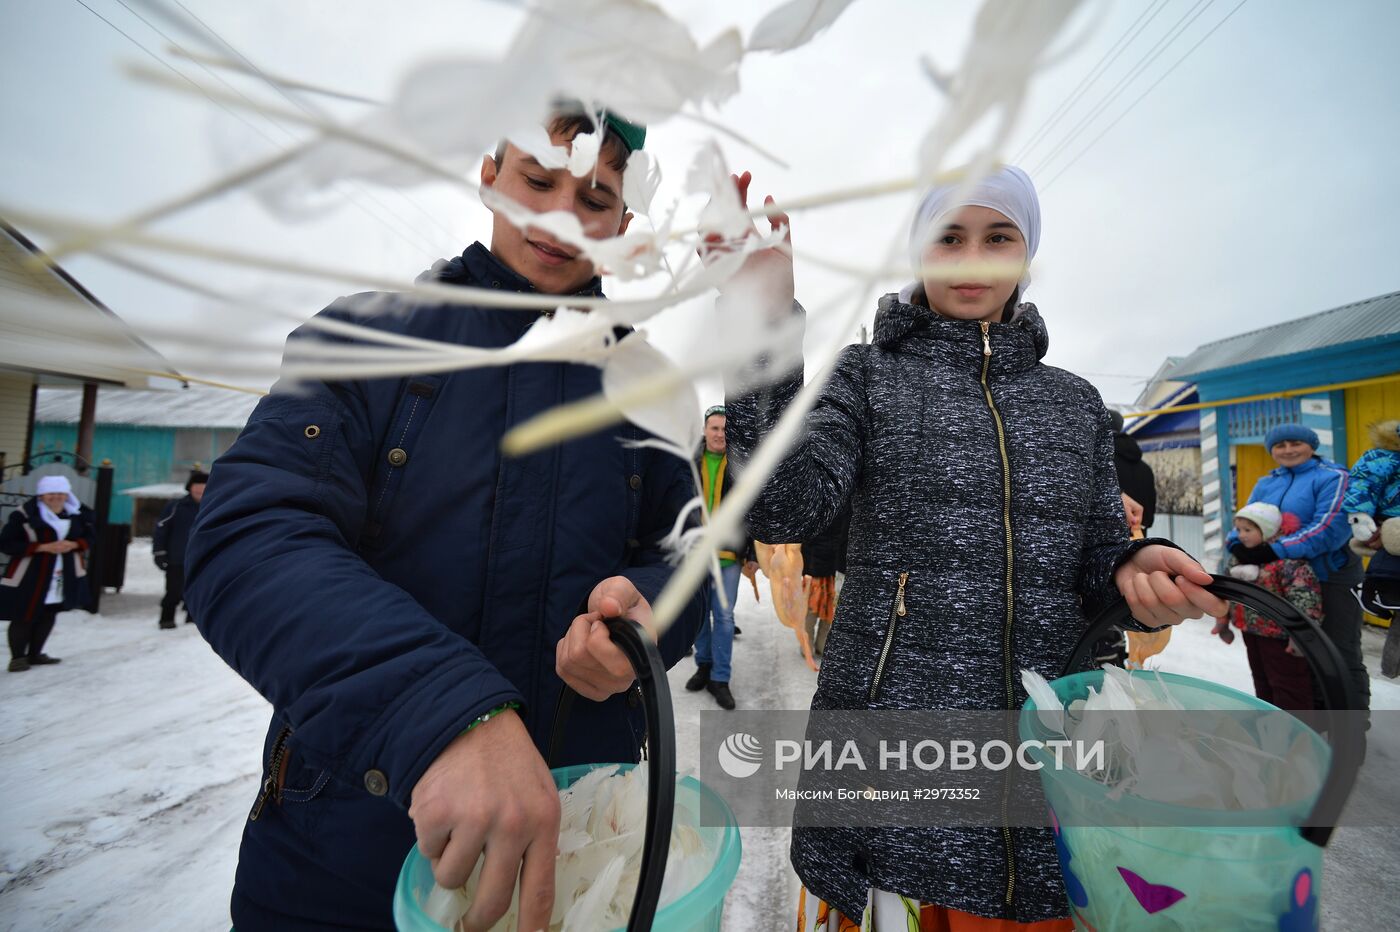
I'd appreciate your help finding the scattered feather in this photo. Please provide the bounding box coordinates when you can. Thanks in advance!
[748,0,857,53]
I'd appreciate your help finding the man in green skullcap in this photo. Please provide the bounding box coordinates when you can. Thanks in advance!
[185,103,708,932]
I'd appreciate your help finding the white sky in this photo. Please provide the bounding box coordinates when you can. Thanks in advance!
[2,0,1397,408]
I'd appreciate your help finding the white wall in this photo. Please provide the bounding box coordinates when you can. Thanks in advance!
[0,369,33,471]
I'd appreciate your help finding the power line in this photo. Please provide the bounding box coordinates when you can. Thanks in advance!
[1041,0,1251,192]
[1013,0,1172,165]
[165,0,465,252]
[112,0,445,257]
[1030,0,1219,178]
[74,0,451,259]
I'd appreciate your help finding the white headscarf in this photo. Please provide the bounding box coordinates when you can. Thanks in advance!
[35,474,81,533]
[908,165,1041,295]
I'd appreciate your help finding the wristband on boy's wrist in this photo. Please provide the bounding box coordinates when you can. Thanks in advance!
[459,701,521,738]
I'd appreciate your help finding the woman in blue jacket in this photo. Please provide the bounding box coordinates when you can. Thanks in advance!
[1228,423,1367,712]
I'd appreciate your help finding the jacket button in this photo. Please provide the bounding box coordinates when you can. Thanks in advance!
[387,448,408,467]
[364,769,389,796]
[628,474,642,491]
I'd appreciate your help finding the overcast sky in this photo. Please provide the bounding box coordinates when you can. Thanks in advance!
[2,0,1398,408]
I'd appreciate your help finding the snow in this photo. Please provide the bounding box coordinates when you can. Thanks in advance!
[3,545,1397,929]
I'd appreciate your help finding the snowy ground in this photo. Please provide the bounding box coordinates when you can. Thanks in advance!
[3,543,1398,930]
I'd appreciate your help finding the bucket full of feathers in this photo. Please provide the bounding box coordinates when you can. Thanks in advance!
[393,617,741,932]
[1019,575,1364,932]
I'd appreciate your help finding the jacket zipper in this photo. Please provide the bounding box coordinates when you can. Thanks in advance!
[980,321,1018,908]
[250,725,292,821]
[867,571,908,702]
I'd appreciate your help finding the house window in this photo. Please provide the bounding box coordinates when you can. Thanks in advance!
[172,429,215,478]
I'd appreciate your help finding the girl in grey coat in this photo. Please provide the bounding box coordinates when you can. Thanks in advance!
[721,167,1227,928]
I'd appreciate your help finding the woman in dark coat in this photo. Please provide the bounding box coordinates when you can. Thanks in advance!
[1,475,96,671]
[722,167,1227,929]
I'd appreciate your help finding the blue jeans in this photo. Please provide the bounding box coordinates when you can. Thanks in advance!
[694,562,741,683]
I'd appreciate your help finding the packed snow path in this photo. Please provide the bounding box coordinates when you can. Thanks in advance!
[2,540,1397,929]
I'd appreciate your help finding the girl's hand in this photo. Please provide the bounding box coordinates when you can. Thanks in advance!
[701,171,795,318]
[1114,545,1229,628]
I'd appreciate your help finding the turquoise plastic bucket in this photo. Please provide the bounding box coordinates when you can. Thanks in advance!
[1017,575,1364,931]
[392,762,742,932]
[1021,669,1328,931]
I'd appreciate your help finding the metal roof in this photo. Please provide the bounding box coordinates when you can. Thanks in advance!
[1168,290,1400,380]
[34,384,261,429]
[118,482,188,499]
[0,218,175,388]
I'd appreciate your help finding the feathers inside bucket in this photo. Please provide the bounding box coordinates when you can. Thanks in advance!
[1019,669,1331,931]
[392,763,742,932]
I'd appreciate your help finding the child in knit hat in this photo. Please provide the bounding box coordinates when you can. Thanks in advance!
[1213,502,1324,710]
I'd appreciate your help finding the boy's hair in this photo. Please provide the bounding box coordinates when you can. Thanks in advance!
[494,111,631,173]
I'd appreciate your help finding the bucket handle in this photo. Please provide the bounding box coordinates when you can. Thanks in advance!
[547,617,676,932]
[1061,574,1363,847]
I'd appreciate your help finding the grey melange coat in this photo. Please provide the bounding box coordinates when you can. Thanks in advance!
[726,295,1162,922]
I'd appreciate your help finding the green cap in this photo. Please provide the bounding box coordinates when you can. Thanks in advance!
[602,112,646,153]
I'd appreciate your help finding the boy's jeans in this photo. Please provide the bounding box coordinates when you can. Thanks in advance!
[695,563,741,683]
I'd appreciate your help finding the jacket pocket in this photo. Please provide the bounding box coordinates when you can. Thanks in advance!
[867,570,909,703]
[250,725,329,822]
[362,377,444,546]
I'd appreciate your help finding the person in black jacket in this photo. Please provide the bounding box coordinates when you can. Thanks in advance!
[1108,409,1156,531]
[1,475,96,670]
[725,166,1225,926]
[801,506,849,656]
[153,469,206,629]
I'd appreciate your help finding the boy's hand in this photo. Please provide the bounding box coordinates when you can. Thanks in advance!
[556,577,655,701]
[1115,545,1229,628]
[410,710,558,932]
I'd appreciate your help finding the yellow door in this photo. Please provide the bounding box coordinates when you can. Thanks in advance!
[1234,444,1273,509]
[1345,381,1400,463]
[1345,380,1400,628]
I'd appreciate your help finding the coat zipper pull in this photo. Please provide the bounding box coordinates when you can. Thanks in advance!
[980,320,992,357]
[250,726,291,822]
[896,571,908,617]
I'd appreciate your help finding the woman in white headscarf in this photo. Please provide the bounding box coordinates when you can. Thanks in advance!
[719,166,1224,930]
[1,475,96,671]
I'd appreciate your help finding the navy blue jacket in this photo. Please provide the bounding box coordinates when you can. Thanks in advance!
[185,244,706,930]
[152,494,199,568]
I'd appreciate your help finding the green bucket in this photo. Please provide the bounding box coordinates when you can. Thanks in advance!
[1018,576,1363,931]
[393,763,741,932]
[393,617,742,931]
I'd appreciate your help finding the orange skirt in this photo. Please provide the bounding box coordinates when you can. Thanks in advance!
[807,575,837,623]
[798,886,1074,932]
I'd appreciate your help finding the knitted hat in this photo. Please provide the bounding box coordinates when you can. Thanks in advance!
[186,469,210,489]
[1264,423,1319,452]
[1235,502,1283,540]
[704,405,726,421]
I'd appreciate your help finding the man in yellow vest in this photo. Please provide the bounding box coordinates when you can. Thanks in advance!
[685,406,754,709]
